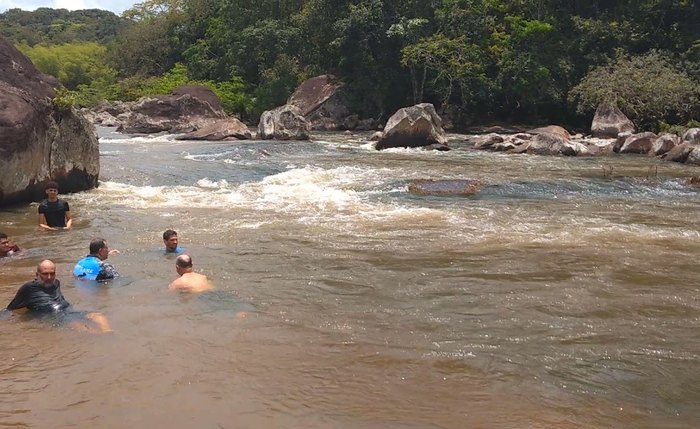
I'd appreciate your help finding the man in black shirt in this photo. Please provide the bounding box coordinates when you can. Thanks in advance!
[7,260,111,332]
[38,181,72,230]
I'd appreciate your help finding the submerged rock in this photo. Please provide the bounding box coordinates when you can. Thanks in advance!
[407,179,481,196]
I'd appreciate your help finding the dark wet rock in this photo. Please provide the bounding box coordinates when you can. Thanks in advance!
[376,103,447,150]
[356,118,379,131]
[407,179,481,196]
[176,118,252,141]
[287,74,350,131]
[527,125,571,141]
[650,134,680,156]
[591,104,635,138]
[0,35,98,206]
[257,104,310,140]
[423,143,451,151]
[619,132,658,154]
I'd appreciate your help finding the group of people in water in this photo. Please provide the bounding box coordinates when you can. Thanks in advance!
[1,182,213,332]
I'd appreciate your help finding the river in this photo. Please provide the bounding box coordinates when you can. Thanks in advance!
[1,127,699,428]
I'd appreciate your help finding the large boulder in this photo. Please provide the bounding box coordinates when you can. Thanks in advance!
[649,134,680,156]
[376,103,447,150]
[257,104,310,140]
[619,132,658,154]
[118,93,227,134]
[527,125,571,141]
[172,85,226,115]
[527,132,590,156]
[0,36,98,206]
[176,118,252,141]
[287,75,351,131]
[663,142,696,163]
[591,104,635,138]
[682,128,700,145]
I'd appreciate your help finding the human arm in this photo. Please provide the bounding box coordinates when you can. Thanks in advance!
[64,210,73,230]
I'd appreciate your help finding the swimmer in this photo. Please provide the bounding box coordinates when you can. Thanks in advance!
[38,181,72,231]
[73,238,120,281]
[6,259,111,332]
[0,232,22,257]
[163,229,185,253]
[169,254,212,293]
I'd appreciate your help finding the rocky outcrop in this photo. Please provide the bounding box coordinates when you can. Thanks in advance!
[376,103,447,150]
[649,134,679,156]
[408,179,481,196]
[257,104,310,140]
[118,93,227,134]
[287,75,351,131]
[0,35,98,206]
[471,128,600,157]
[591,104,635,138]
[172,85,226,115]
[527,125,571,141]
[682,128,700,145]
[176,118,252,141]
[618,132,658,154]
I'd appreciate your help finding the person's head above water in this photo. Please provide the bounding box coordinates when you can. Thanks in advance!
[175,254,193,274]
[89,238,110,261]
[163,229,179,252]
[45,181,59,201]
[36,259,57,288]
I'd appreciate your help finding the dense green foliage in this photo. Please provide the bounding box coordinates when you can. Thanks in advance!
[0,8,127,45]
[2,0,698,129]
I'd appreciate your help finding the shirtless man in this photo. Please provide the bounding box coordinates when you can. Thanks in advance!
[6,259,111,332]
[169,254,212,293]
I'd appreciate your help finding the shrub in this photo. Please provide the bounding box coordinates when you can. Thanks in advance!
[569,51,700,131]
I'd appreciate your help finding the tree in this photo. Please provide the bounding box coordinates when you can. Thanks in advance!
[569,51,700,130]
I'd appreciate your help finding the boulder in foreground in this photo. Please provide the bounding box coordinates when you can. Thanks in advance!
[0,35,98,206]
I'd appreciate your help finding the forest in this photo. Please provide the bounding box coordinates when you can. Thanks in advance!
[1,0,698,131]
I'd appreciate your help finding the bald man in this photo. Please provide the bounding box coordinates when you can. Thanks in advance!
[6,260,111,332]
[169,254,213,293]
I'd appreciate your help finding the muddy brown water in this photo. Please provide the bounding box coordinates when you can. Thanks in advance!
[1,129,699,428]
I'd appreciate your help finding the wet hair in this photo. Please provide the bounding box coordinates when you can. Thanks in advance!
[176,254,192,269]
[45,181,59,191]
[163,229,178,240]
[89,238,107,255]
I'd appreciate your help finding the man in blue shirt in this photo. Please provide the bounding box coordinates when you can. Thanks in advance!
[163,229,185,253]
[73,238,120,281]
